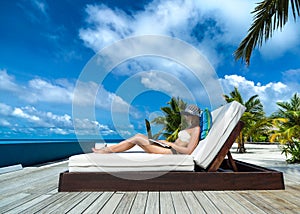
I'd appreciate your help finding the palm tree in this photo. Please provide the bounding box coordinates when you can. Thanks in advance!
[270,93,300,163]
[224,87,266,152]
[235,0,300,65]
[152,97,187,142]
[270,93,300,143]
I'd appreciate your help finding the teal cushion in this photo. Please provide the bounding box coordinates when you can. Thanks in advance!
[200,108,212,140]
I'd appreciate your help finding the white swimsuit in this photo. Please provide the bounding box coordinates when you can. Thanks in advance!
[178,130,191,143]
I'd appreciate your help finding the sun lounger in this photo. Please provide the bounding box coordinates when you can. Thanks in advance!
[59,101,284,191]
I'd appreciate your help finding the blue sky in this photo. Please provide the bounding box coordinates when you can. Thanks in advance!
[0,0,299,139]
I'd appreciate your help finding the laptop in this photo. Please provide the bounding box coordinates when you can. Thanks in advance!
[145,119,171,148]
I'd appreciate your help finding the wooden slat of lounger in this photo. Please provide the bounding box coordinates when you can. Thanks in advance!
[59,167,284,191]
[208,121,244,172]
[159,192,175,214]
[182,191,206,214]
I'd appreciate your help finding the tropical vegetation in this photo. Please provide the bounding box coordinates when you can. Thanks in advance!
[270,93,300,163]
[153,91,299,163]
[151,97,187,142]
[235,0,300,65]
[223,87,266,153]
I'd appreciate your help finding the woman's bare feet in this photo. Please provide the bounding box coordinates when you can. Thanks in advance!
[92,147,110,154]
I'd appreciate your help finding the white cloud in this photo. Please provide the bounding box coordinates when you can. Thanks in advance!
[0,119,11,127]
[139,70,194,99]
[0,103,13,115]
[73,81,131,113]
[282,69,300,83]
[74,118,115,136]
[0,70,134,114]
[25,78,73,103]
[220,74,299,115]
[32,0,47,16]
[79,0,300,64]
[0,70,19,92]
[12,107,41,122]
[79,0,256,66]
[0,102,116,136]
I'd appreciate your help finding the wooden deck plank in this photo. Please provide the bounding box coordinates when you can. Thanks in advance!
[271,189,300,208]
[228,191,267,214]
[67,192,102,214]
[5,194,52,214]
[114,192,137,214]
[159,192,175,214]
[0,162,67,196]
[0,192,30,210]
[83,192,114,213]
[21,192,71,213]
[144,191,159,214]
[129,191,148,214]
[170,192,190,213]
[52,192,91,213]
[204,191,237,214]
[217,192,252,214]
[192,191,221,213]
[257,191,299,214]
[98,192,124,213]
[182,191,206,214]
[1,145,300,214]
[0,188,56,213]
[239,191,282,214]
[37,192,80,213]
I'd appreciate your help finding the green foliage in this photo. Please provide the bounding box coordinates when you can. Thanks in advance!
[151,97,187,142]
[270,93,300,162]
[223,87,267,152]
[235,0,300,65]
[281,141,300,163]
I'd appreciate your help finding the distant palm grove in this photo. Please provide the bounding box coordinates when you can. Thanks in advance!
[153,89,300,163]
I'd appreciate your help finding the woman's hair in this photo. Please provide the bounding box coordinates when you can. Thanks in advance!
[187,115,200,127]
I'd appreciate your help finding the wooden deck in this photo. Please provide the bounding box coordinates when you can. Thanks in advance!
[1,145,300,213]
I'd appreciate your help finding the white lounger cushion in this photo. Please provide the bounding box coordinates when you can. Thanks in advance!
[69,153,194,172]
[192,101,246,168]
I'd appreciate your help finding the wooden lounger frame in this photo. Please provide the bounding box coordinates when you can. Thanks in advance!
[58,121,285,191]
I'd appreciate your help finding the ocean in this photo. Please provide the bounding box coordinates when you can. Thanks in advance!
[0,139,123,168]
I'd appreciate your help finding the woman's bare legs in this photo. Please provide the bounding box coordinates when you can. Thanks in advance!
[92,133,172,154]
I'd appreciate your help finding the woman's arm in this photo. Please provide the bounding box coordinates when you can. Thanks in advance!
[164,126,200,154]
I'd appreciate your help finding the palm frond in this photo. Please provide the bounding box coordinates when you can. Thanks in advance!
[234,0,300,65]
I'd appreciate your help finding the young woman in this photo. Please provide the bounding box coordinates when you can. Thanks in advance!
[92,105,201,155]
